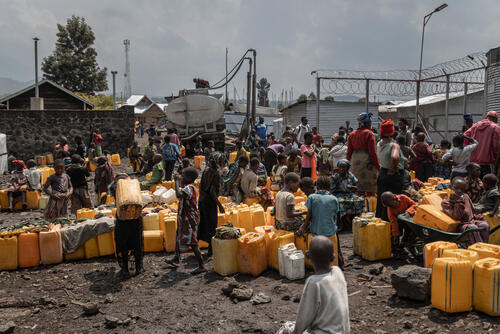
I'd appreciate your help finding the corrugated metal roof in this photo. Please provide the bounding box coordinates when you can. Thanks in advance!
[126,95,146,106]
[156,103,168,111]
[134,105,148,114]
[389,89,483,109]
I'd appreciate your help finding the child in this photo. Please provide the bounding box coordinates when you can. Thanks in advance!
[257,176,275,211]
[299,177,316,197]
[410,132,434,182]
[164,167,205,275]
[465,163,483,204]
[474,174,500,216]
[66,154,92,213]
[250,154,267,176]
[317,144,332,176]
[222,155,248,203]
[442,134,478,180]
[271,153,288,191]
[43,159,73,221]
[54,136,69,154]
[140,154,164,190]
[241,158,261,200]
[234,140,248,161]
[162,135,181,181]
[128,141,143,173]
[300,132,316,180]
[441,177,490,243]
[74,135,86,158]
[94,156,115,204]
[298,176,338,236]
[142,137,158,174]
[203,140,215,159]
[274,172,307,231]
[177,158,190,175]
[381,191,416,250]
[286,150,302,174]
[25,159,42,191]
[8,160,28,211]
[282,236,349,334]
[433,139,451,179]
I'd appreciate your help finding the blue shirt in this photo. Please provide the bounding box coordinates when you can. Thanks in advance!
[305,190,339,236]
[162,143,180,161]
[255,122,267,145]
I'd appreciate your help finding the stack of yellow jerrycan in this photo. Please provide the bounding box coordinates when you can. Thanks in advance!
[238,232,267,277]
[431,257,473,313]
[255,225,276,260]
[423,241,457,268]
[353,213,391,261]
[143,213,160,230]
[473,258,500,316]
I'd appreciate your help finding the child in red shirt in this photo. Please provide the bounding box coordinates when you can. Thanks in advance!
[381,192,416,249]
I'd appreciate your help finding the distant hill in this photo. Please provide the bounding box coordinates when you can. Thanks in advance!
[0,77,32,98]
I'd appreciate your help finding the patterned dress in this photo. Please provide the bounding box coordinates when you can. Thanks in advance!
[331,171,365,218]
[177,184,200,252]
[464,176,484,204]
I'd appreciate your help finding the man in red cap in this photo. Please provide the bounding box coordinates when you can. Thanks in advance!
[464,110,500,177]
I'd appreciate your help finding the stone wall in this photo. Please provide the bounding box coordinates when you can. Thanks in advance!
[0,107,135,161]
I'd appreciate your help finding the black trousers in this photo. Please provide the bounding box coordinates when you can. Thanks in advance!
[164,160,176,181]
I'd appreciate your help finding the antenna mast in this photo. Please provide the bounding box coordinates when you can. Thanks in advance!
[123,39,131,99]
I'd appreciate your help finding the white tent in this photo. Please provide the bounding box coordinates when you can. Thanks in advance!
[0,134,7,174]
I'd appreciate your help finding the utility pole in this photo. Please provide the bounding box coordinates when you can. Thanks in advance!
[225,48,228,109]
[246,57,252,134]
[33,37,39,98]
[251,49,257,127]
[111,71,117,111]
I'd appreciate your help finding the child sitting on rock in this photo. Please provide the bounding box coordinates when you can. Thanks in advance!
[474,174,500,216]
[277,236,349,334]
[441,177,490,243]
[8,160,28,211]
[381,191,417,252]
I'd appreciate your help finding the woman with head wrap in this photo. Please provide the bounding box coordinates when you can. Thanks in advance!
[376,119,405,221]
[198,155,225,257]
[330,160,365,230]
[346,112,380,193]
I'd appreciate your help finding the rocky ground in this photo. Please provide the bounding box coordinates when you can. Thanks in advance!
[0,150,499,333]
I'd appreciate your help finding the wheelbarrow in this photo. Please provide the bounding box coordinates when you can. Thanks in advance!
[397,214,500,257]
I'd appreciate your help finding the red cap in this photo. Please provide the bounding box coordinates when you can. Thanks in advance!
[487,110,498,119]
[380,119,394,137]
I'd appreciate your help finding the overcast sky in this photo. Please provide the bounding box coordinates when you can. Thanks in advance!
[0,0,498,100]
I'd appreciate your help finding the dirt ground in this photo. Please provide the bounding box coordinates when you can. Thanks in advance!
[1,146,499,333]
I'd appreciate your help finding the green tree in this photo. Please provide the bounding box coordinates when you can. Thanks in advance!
[75,92,123,110]
[256,77,270,107]
[308,92,316,100]
[297,94,307,102]
[42,15,108,94]
[325,95,335,101]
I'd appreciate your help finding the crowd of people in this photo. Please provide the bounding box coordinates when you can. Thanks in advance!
[5,111,500,333]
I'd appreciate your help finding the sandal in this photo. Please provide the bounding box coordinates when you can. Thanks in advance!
[190,266,207,275]
[164,258,179,268]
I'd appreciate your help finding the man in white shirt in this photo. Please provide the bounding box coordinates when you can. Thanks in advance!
[295,117,311,145]
[285,236,350,334]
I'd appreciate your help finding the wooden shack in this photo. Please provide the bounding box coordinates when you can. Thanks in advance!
[0,80,93,110]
